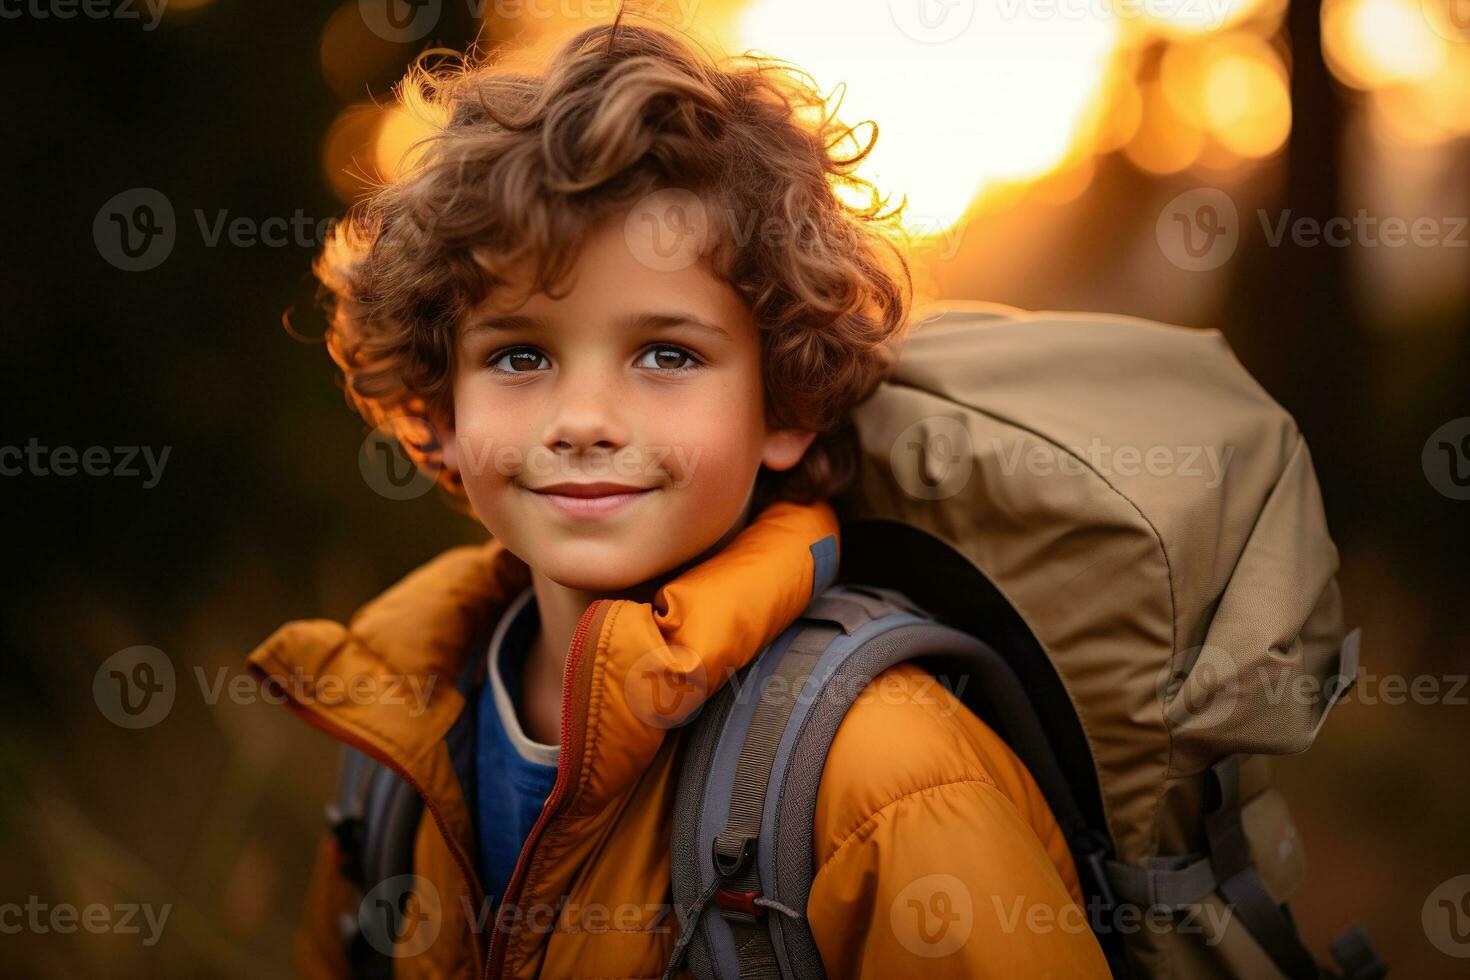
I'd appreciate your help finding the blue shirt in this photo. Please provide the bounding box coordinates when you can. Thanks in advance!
[474,587,559,906]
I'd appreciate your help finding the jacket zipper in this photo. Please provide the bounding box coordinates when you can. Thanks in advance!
[483,597,609,980]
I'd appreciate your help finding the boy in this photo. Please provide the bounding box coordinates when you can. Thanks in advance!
[248,17,1109,979]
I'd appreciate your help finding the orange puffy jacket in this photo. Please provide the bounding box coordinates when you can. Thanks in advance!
[246,500,1110,979]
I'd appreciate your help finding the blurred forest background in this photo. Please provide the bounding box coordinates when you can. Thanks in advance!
[2,0,1467,975]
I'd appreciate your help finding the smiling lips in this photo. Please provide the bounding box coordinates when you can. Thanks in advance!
[527,480,656,519]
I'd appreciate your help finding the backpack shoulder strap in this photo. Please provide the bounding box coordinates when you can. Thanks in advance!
[665,584,1079,980]
[324,649,482,978]
[325,746,423,978]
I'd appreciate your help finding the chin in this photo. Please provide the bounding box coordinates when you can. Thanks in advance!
[537,549,669,596]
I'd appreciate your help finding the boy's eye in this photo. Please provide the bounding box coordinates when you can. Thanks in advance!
[488,347,550,373]
[636,345,699,372]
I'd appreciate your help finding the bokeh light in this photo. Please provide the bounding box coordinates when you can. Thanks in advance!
[734,0,1122,235]
[1138,0,1276,36]
[1323,0,1470,147]
[1323,0,1445,88]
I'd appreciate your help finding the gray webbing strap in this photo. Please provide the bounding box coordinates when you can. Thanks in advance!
[712,627,837,873]
[1104,854,1218,910]
[711,624,838,979]
[799,596,875,635]
[1206,755,1322,980]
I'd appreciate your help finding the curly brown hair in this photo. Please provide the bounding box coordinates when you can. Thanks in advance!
[316,14,913,514]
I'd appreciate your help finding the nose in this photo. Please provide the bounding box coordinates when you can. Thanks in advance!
[541,364,631,458]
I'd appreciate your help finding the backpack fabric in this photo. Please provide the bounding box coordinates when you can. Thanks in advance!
[664,302,1384,980]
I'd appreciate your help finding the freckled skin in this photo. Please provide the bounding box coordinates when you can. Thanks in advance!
[440,211,815,742]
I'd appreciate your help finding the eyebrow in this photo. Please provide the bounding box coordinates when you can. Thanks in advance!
[461,310,731,341]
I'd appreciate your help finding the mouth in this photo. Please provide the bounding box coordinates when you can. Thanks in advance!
[524,481,657,519]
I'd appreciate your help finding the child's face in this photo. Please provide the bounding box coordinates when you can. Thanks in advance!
[443,212,816,594]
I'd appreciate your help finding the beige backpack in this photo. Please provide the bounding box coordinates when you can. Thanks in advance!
[835,301,1383,977]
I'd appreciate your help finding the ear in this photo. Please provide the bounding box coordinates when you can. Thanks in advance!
[761,428,818,473]
[430,411,459,477]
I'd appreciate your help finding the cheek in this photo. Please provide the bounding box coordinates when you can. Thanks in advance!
[655,384,766,491]
[450,382,530,493]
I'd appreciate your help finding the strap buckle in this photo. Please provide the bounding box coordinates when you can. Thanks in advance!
[324,803,366,889]
[711,835,765,924]
[1071,825,1117,911]
[1330,924,1388,980]
[714,887,767,921]
[712,834,756,878]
